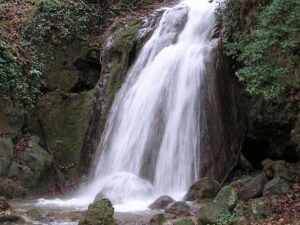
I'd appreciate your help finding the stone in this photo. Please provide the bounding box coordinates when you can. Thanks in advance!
[165,201,190,217]
[197,202,228,225]
[0,178,27,199]
[149,195,175,210]
[0,197,10,211]
[79,199,116,225]
[262,159,294,181]
[0,214,22,223]
[230,173,269,201]
[148,214,166,225]
[173,218,194,225]
[263,176,290,196]
[93,192,107,203]
[26,207,44,221]
[233,204,247,225]
[184,177,220,201]
[214,185,238,210]
[0,138,13,177]
[0,101,24,138]
[247,199,273,220]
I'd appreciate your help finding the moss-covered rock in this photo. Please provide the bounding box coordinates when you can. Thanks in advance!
[214,185,238,210]
[148,214,166,225]
[0,138,13,177]
[197,202,229,225]
[165,201,190,217]
[174,218,194,225]
[262,159,294,181]
[79,199,116,225]
[263,176,290,196]
[26,207,44,221]
[248,199,273,220]
[36,90,94,178]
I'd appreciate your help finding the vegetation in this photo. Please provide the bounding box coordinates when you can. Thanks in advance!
[206,212,237,225]
[0,40,43,108]
[219,0,300,99]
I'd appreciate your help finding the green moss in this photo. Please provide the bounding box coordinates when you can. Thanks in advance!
[174,218,194,225]
[37,90,94,178]
[103,20,141,120]
[149,214,166,225]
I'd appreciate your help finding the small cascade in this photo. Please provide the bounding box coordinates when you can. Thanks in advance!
[37,0,217,211]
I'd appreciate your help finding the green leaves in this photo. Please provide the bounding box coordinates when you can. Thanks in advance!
[0,40,43,108]
[220,0,300,99]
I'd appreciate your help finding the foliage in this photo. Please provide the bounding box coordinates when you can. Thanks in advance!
[22,0,102,45]
[219,0,300,99]
[206,212,237,225]
[0,40,43,108]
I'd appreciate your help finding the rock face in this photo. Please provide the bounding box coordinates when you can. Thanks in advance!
[34,90,94,179]
[263,177,290,196]
[165,201,190,217]
[230,173,269,201]
[184,177,220,201]
[149,195,175,210]
[79,199,116,225]
[0,178,27,199]
[0,138,13,177]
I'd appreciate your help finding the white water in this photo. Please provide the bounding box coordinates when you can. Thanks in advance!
[38,0,216,212]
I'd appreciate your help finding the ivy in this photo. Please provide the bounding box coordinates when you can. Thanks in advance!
[219,0,300,99]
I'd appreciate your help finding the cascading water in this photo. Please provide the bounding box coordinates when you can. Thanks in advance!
[38,0,216,212]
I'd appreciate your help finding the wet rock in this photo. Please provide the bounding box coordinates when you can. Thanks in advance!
[93,192,107,203]
[230,173,269,201]
[0,138,13,177]
[173,218,194,225]
[0,178,27,199]
[262,159,294,181]
[79,199,116,225]
[0,212,23,223]
[214,185,238,210]
[26,207,44,221]
[197,202,228,225]
[165,201,190,217]
[263,176,290,196]
[184,177,220,201]
[149,195,175,210]
[148,214,166,225]
[0,197,10,211]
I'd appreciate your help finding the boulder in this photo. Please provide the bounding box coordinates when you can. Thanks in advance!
[26,207,44,221]
[165,201,190,217]
[0,197,10,211]
[247,199,273,220]
[263,177,290,196]
[0,138,13,177]
[230,173,269,201]
[233,204,247,225]
[173,218,194,225]
[7,136,52,188]
[214,185,238,210]
[148,214,166,225]
[79,199,116,225]
[0,178,27,199]
[197,202,228,225]
[149,195,175,210]
[93,192,107,203]
[0,214,23,223]
[262,159,294,181]
[184,177,220,201]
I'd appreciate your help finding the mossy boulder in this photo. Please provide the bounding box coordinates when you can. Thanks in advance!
[7,136,52,188]
[174,218,194,225]
[263,176,290,196]
[26,207,44,221]
[197,202,229,225]
[79,199,116,225]
[165,201,190,217]
[184,177,220,201]
[262,159,294,181]
[214,185,238,210]
[148,214,166,225]
[149,195,175,210]
[0,138,13,177]
[247,199,273,220]
[35,90,94,178]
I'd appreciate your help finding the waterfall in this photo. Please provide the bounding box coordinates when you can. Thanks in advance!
[37,0,216,211]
